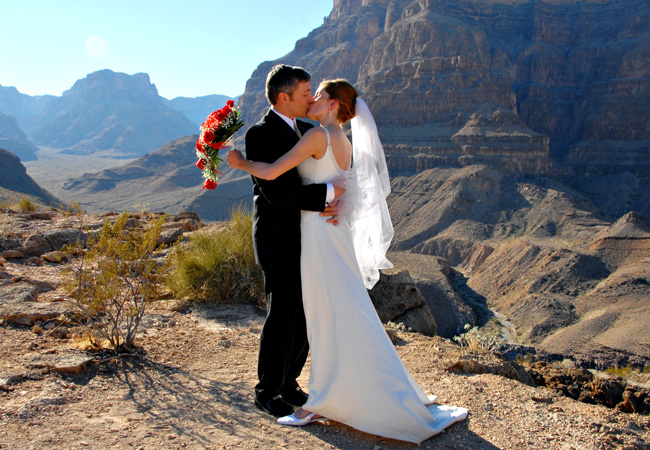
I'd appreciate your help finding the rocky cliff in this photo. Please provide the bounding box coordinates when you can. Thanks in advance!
[164,94,236,128]
[0,149,60,206]
[0,111,37,161]
[238,0,649,178]
[0,85,52,131]
[387,163,650,367]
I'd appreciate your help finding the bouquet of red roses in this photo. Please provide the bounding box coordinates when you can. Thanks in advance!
[195,100,244,189]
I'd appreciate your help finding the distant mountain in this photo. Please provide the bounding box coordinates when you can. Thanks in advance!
[28,70,198,158]
[0,110,38,161]
[164,95,238,128]
[0,85,53,131]
[0,148,60,206]
[62,135,252,221]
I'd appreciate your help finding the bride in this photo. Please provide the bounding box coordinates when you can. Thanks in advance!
[227,79,467,445]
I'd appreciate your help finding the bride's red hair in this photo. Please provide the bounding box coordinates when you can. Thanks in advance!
[319,79,358,124]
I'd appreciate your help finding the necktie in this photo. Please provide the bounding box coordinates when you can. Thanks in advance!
[293,119,302,138]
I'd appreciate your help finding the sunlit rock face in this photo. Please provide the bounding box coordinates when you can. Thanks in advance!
[239,0,649,177]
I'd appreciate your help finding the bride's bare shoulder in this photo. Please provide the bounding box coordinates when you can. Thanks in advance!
[302,126,328,143]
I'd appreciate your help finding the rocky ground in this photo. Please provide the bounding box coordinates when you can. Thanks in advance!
[1,209,649,449]
[2,300,649,450]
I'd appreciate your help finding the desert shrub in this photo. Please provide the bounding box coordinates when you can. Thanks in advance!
[166,205,263,305]
[16,197,37,212]
[515,354,534,366]
[386,321,414,333]
[605,366,634,378]
[63,212,168,352]
[64,200,84,217]
[604,365,650,386]
[454,323,503,353]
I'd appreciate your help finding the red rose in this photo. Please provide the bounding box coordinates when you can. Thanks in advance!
[227,100,235,107]
[196,139,204,152]
[203,179,217,190]
[195,158,206,170]
[203,131,215,143]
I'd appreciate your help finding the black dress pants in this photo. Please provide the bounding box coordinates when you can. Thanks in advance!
[255,260,309,400]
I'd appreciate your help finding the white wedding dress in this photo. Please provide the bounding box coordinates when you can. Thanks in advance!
[297,128,468,444]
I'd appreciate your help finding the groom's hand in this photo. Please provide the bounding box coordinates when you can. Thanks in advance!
[320,199,340,226]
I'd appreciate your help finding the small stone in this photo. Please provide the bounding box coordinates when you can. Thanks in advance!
[1,250,24,259]
[0,373,24,387]
[41,251,68,263]
[29,353,94,375]
[24,257,44,266]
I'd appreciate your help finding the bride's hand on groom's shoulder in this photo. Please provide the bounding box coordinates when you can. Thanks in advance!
[227,149,245,169]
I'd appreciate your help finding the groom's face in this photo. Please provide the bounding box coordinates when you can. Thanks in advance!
[287,81,314,119]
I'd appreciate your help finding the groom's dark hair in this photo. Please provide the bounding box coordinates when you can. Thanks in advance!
[266,64,311,105]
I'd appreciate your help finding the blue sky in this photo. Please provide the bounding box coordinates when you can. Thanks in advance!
[1,1,333,99]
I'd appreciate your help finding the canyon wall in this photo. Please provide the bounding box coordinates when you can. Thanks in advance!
[238,0,649,178]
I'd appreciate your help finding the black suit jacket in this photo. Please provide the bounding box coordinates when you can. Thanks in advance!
[245,109,327,267]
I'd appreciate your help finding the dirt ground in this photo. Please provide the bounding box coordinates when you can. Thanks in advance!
[1,292,649,450]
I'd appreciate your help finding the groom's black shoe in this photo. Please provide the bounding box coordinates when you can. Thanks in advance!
[255,395,294,417]
[281,386,309,407]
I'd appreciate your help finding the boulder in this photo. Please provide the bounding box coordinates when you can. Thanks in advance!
[369,270,437,336]
[1,250,24,259]
[43,228,87,251]
[168,211,201,223]
[158,227,184,246]
[0,236,21,252]
[41,251,68,263]
[20,234,52,257]
[617,386,650,415]
[590,377,626,408]
[446,357,535,386]
[28,353,94,375]
[0,281,72,325]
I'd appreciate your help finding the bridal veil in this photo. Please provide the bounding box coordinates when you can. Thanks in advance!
[343,98,394,288]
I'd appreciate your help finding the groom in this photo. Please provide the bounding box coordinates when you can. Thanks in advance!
[245,64,337,417]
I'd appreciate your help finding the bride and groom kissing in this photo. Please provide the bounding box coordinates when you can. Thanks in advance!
[227,64,467,444]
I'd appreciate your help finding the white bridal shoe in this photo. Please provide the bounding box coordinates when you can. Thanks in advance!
[277,412,326,426]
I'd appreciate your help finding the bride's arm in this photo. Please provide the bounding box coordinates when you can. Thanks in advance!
[228,128,326,180]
